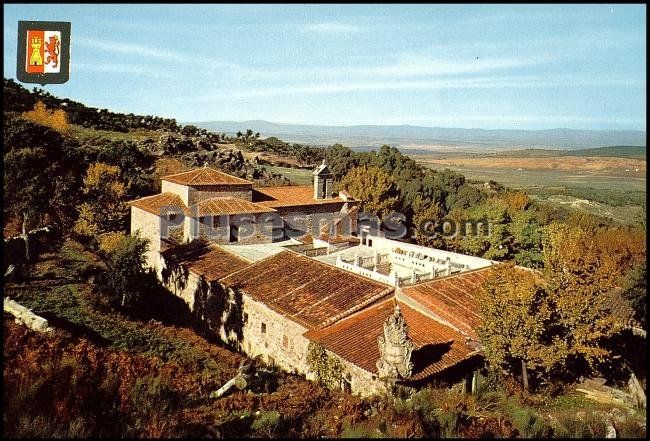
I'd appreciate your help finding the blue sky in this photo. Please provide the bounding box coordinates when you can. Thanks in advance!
[3,4,646,130]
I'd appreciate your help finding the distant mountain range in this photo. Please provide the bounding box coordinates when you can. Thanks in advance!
[189,120,646,151]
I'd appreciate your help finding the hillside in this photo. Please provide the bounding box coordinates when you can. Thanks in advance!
[190,119,647,150]
[566,145,646,159]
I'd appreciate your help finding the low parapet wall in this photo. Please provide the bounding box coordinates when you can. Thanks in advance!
[4,297,53,333]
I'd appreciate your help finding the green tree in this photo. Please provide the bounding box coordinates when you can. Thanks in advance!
[4,117,83,258]
[510,211,543,268]
[412,196,444,248]
[325,143,359,181]
[339,166,399,217]
[103,233,150,308]
[459,202,512,260]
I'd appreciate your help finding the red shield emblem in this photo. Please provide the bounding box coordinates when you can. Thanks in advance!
[26,30,61,74]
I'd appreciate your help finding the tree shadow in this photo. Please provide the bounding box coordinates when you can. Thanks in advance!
[39,312,111,347]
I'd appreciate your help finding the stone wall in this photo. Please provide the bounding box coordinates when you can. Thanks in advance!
[335,353,388,397]
[235,291,312,375]
[188,184,253,205]
[156,255,391,397]
[184,215,276,245]
[274,205,346,239]
[161,180,190,205]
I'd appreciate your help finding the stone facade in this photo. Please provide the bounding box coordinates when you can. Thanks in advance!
[274,205,346,239]
[185,214,276,245]
[334,352,388,397]
[130,206,163,271]
[161,180,190,206]
[235,291,312,375]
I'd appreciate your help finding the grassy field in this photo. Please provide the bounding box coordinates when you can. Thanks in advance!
[69,124,163,143]
[415,153,646,224]
[263,165,313,185]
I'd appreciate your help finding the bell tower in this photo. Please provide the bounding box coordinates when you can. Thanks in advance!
[313,160,333,199]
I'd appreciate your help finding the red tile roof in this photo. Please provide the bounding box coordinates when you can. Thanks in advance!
[161,240,250,282]
[220,250,393,329]
[253,186,347,208]
[305,298,480,381]
[129,193,187,216]
[400,267,495,339]
[162,167,252,186]
[194,197,276,216]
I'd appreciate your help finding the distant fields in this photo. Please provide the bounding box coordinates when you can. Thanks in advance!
[415,152,646,224]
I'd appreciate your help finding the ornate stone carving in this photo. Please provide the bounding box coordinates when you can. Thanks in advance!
[377,303,414,379]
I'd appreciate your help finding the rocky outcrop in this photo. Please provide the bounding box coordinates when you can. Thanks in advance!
[180,148,290,185]
[98,132,292,185]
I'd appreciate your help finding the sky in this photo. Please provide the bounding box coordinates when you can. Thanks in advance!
[3,4,647,130]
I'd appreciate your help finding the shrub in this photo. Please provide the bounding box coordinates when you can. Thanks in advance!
[98,231,127,255]
[251,410,281,437]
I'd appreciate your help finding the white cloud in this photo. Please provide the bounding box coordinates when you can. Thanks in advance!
[73,61,175,79]
[73,36,245,73]
[74,37,183,61]
[179,73,642,102]
[302,22,363,34]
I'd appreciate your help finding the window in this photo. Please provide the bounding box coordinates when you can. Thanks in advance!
[243,312,248,324]
[282,335,289,349]
[367,239,373,247]
[261,322,266,334]
[168,213,177,221]
[212,216,220,228]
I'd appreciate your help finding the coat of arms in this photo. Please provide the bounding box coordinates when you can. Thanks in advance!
[17,21,70,84]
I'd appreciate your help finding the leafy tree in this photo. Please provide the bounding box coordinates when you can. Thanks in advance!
[102,233,150,308]
[73,163,129,238]
[477,262,563,390]
[325,143,359,181]
[412,197,444,248]
[510,211,543,268]
[4,117,83,256]
[447,185,485,211]
[180,124,200,137]
[339,166,399,217]
[621,261,647,328]
[21,101,70,134]
[4,148,52,261]
[459,202,512,260]
[542,223,626,374]
[96,140,156,197]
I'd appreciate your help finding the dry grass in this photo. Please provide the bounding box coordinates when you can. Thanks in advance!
[418,156,646,174]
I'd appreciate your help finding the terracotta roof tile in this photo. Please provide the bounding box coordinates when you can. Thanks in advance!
[220,250,393,329]
[162,167,252,186]
[161,240,250,282]
[400,267,494,339]
[253,186,347,208]
[194,197,276,216]
[305,298,480,381]
[129,193,187,216]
